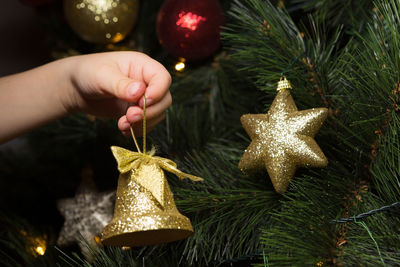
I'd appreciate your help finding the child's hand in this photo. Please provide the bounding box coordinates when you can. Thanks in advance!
[66,52,172,136]
[0,51,170,143]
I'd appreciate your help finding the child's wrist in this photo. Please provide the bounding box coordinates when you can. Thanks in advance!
[58,56,82,114]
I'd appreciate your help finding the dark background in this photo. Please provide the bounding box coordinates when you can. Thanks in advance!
[0,0,51,77]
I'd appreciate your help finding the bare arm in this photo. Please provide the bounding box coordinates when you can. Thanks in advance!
[0,52,172,144]
[0,59,75,143]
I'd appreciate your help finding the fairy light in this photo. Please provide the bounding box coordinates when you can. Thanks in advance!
[32,236,47,256]
[35,245,45,256]
[175,61,186,71]
[20,230,47,256]
[175,62,185,71]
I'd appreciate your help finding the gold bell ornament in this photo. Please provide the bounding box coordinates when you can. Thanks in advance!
[101,98,203,247]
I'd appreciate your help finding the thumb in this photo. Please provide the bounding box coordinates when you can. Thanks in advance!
[99,67,146,103]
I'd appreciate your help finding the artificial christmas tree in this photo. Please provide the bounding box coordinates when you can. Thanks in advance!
[1,0,400,266]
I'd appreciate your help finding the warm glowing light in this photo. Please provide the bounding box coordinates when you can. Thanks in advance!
[94,235,103,246]
[20,230,47,257]
[316,261,323,267]
[33,237,47,256]
[111,32,124,42]
[176,11,206,31]
[35,246,45,256]
[175,62,186,71]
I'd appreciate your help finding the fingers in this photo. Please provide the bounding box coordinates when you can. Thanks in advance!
[96,52,171,110]
[118,112,166,137]
[137,59,172,108]
[128,91,171,123]
[132,112,166,136]
[118,91,170,135]
[120,90,171,132]
[96,65,146,103]
[118,116,130,132]
[94,52,172,136]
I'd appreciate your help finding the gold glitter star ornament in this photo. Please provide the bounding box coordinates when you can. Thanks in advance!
[238,77,328,194]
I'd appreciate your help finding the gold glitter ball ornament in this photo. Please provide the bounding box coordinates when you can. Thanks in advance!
[101,146,203,247]
[238,77,328,194]
[63,0,139,44]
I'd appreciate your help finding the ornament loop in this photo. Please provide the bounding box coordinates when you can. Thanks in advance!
[129,96,147,154]
[277,76,292,91]
[130,127,141,154]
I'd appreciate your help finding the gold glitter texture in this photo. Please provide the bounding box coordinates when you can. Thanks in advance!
[63,0,139,44]
[239,78,328,194]
[101,146,203,247]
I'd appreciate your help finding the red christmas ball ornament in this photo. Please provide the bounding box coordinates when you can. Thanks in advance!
[156,0,225,61]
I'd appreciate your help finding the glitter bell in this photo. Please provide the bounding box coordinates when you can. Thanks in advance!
[102,98,202,247]
[101,148,197,246]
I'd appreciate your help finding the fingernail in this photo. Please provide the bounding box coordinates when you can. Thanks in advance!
[140,98,153,107]
[132,114,142,122]
[128,82,141,97]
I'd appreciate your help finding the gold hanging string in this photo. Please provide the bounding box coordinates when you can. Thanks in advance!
[129,96,147,155]
[143,97,146,155]
[130,126,141,154]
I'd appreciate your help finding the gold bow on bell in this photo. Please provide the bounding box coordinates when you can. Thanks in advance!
[111,146,203,181]
[111,146,203,207]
